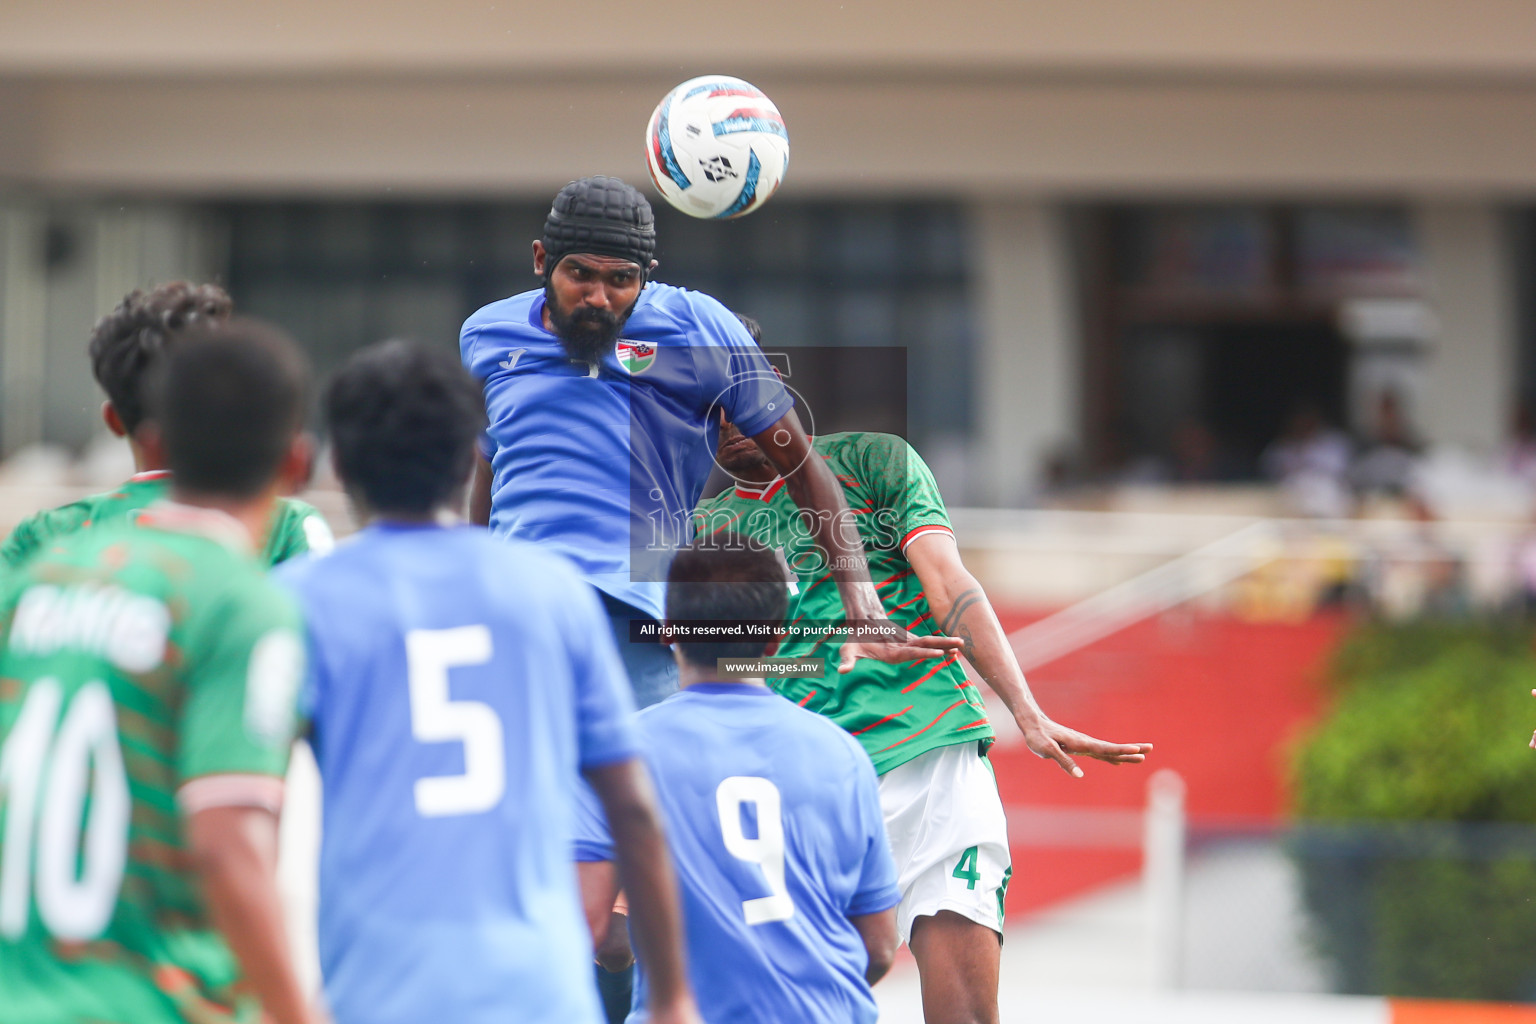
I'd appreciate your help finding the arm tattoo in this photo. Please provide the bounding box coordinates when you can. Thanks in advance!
[938,586,983,638]
[957,622,977,663]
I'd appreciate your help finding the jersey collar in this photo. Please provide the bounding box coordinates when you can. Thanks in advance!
[528,292,553,336]
[685,683,776,696]
[136,500,255,555]
[729,435,817,501]
[128,469,173,483]
[732,477,786,502]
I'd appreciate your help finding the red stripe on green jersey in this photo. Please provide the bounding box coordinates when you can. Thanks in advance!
[852,705,915,737]
[875,699,975,754]
[902,654,958,694]
[693,432,992,774]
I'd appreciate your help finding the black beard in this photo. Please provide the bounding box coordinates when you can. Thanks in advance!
[546,287,632,365]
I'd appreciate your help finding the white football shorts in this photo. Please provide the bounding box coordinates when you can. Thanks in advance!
[877,741,1012,944]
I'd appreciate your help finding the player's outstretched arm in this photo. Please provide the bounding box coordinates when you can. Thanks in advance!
[585,758,703,1024]
[850,909,899,984]
[749,411,962,670]
[906,533,1153,777]
[187,805,319,1024]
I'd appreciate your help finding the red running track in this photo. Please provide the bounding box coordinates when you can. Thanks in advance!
[986,608,1348,919]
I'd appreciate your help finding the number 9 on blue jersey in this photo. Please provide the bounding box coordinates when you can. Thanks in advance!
[715,776,794,925]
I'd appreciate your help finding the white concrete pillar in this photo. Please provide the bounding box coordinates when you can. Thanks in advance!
[0,205,48,455]
[971,199,1079,506]
[1414,202,1517,450]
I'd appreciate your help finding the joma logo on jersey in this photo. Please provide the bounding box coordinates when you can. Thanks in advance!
[8,583,169,673]
[616,340,657,375]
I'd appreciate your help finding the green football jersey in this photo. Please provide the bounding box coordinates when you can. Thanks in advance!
[0,507,305,1024]
[0,472,333,577]
[694,432,992,775]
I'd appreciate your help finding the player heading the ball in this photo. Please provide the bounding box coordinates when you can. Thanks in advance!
[277,340,699,1024]
[462,175,960,713]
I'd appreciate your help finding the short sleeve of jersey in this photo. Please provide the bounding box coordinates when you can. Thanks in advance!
[459,321,485,371]
[559,570,640,769]
[458,324,501,463]
[263,499,335,567]
[690,293,793,439]
[0,504,89,574]
[0,512,42,572]
[843,741,902,917]
[855,434,952,552]
[178,577,306,783]
[572,778,615,863]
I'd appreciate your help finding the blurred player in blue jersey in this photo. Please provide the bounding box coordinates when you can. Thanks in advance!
[462,175,960,711]
[277,341,700,1024]
[575,542,902,1024]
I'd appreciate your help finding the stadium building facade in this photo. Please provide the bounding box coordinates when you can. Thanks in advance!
[0,0,1533,505]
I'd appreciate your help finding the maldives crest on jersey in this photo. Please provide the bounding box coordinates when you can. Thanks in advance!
[616,339,657,375]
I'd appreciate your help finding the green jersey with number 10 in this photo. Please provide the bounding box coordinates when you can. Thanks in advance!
[0,507,305,1024]
[694,432,992,775]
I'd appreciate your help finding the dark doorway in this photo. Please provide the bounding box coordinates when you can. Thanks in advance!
[1118,319,1348,480]
[1205,320,1348,469]
[1077,202,1417,479]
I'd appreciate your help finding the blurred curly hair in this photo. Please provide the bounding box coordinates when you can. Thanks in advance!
[326,339,486,517]
[88,281,233,434]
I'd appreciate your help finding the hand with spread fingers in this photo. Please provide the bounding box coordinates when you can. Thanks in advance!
[1019,717,1154,779]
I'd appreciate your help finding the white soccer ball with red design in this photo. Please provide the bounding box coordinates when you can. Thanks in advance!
[645,75,789,220]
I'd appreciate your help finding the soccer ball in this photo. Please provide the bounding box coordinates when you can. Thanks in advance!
[645,76,789,220]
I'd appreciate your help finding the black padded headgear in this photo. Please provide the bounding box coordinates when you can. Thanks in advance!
[541,176,656,278]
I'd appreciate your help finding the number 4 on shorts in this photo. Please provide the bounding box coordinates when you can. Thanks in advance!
[951,846,981,890]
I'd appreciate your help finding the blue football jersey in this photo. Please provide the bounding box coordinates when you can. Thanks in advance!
[276,524,639,1024]
[575,684,900,1024]
[461,283,792,621]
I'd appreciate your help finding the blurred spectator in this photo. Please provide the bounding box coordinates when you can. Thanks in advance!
[1510,526,1536,617]
[0,445,75,487]
[1037,442,1089,502]
[1262,404,1352,518]
[1350,390,1423,501]
[1496,404,1536,490]
[1169,418,1240,483]
[1410,498,1471,619]
[1360,497,1469,620]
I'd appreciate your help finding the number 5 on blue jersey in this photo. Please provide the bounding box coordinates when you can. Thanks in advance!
[405,626,502,817]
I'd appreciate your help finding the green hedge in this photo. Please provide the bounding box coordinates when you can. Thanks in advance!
[1289,622,1536,1000]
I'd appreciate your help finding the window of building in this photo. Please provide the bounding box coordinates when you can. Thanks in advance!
[217,199,973,450]
[1076,203,1421,482]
